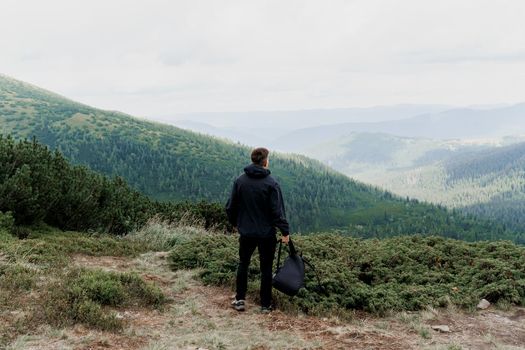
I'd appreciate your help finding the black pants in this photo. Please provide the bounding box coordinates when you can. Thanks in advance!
[235,235,277,308]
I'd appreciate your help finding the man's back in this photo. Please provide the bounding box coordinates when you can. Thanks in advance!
[226,163,289,238]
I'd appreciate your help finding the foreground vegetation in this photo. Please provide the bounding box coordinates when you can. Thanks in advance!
[168,232,525,316]
[1,222,524,349]
[0,135,228,234]
[0,226,165,347]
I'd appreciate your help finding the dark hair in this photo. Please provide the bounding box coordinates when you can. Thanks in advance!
[251,147,269,166]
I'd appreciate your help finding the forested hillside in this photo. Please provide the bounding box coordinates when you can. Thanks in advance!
[278,129,525,238]
[0,74,519,240]
[367,142,525,236]
[302,132,495,178]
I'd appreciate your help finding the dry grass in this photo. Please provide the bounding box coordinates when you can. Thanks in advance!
[125,216,213,252]
[143,270,323,350]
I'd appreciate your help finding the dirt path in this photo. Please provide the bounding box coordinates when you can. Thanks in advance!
[10,253,525,350]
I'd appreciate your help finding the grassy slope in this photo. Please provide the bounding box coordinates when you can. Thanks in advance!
[0,225,163,346]
[0,74,512,239]
[2,227,525,349]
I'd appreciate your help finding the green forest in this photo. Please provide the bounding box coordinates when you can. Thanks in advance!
[304,132,525,235]
[376,142,525,235]
[444,143,525,232]
[0,74,523,242]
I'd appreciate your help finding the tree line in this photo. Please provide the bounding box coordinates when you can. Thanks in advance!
[0,136,229,235]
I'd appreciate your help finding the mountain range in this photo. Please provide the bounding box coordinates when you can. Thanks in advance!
[167,104,525,151]
[0,73,516,241]
[169,102,525,235]
[168,104,451,130]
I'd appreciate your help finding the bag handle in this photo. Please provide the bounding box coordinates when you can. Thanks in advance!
[288,238,296,256]
[276,237,295,270]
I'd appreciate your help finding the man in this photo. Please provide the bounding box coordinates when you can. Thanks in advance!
[226,147,290,314]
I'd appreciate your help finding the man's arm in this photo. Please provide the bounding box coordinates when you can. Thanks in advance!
[270,183,290,237]
[225,180,239,227]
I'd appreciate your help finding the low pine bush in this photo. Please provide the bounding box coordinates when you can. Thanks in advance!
[0,264,36,291]
[67,269,165,308]
[169,233,525,315]
[0,230,167,343]
[0,136,230,235]
[39,268,166,331]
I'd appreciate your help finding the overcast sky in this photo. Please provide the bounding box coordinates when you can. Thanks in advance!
[1,0,525,119]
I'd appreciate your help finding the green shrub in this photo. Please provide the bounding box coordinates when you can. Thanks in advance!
[0,136,229,235]
[169,233,525,315]
[11,226,31,239]
[0,211,14,234]
[0,230,13,243]
[38,268,166,331]
[67,269,166,308]
[0,264,36,291]
[169,234,239,284]
[69,270,127,306]
[71,299,122,331]
[40,287,122,331]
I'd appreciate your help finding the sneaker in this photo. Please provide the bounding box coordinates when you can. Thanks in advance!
[231,299,245,311]
[260,306,273,314]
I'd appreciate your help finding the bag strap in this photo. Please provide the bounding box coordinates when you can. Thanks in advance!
[302,256,329,296]
[276,237,296,270]
[288,238,296,256]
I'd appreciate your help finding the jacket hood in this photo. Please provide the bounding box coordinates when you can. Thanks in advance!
[244,163,271,179]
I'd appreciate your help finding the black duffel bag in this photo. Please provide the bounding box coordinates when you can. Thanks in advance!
[272,239,305,296]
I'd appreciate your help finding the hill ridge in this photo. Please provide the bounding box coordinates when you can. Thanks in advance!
[0,74,517,239]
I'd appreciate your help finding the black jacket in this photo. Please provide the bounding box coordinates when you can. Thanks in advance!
[226,164,290,238]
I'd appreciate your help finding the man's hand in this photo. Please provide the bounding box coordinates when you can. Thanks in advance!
[281,235,290,244]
